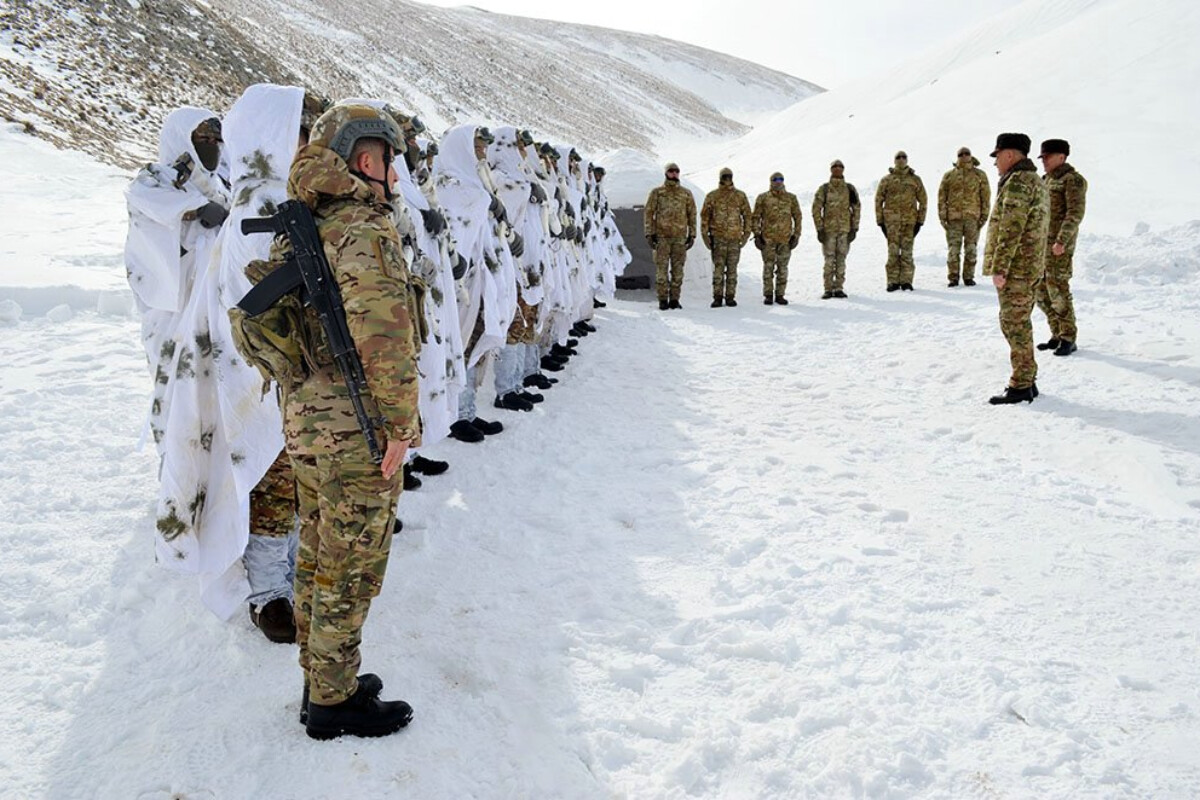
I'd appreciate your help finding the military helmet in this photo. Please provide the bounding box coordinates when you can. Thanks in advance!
[518,129,535,146]
[569,147,581,163]
[665,162,680,173]
[592,166,606,177]
[474,126,495,145]
[309,104,404,164]
[539,142,558,159]
[894,150,908,160]
[719,167,733,179]
[192,117,222,144]
[830,159,844,169]
[424,141,439,158]
[384,106,426,138]
[300,91,331,134]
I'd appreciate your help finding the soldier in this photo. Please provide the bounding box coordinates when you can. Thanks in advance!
[700,167,752,307]
[1036,138,1087,356]
[752,172,802,305]
[938,146,991,287]
[643,162,696,310]
[285,104,419,738]
[982,132,1049,405]
[812,159,861,299]
[876,151,927,291]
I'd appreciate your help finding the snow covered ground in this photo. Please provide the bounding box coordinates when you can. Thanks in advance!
[3,115,1200,797]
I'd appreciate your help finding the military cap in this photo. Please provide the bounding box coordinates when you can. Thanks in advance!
[665,162,680,172]
[1039,138,1070,158]
[894,150,907,160]
[989,132,1031,157]
[719,166,733,179]
[309,104,404,164]
[830,159,844,169]
[192,117,222,143]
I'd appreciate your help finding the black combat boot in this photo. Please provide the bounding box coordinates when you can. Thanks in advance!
[392,518,403,534]
[988,385,1036,405]
[668,299,682,309]
[306,687,413,740]
[448,419,485,443]
[964,278,976,286]
[470,417,504,436]
[249,597,296,644]
[410,455,448,476]
[579,321,596,332]
[901,283,914,291]
[540,355,565,372]
[570,322,590,336]
[658,299,669,310]
[551,343,577,358]
[494,392,533,412]
[711,297,723,308]
[821,291,833,299]
[402,464,422,491]
[301,674,384,725]
[948,278,959,287]
[1037,337,1061,351]
[887,283,900,292]
[523,374,552,390]
[519,391,544,404]
[566,338,579,347]
[1053,339,1077,356]
[774,296,788,306]
[593,298,607,308]
[725,297,737,307]
[763,296,773,305]
[833,290,848,298]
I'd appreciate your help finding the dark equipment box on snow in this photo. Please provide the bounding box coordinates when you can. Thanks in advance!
[613,206,652,290]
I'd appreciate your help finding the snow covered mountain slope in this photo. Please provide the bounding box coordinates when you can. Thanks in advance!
[0,0,819,168]
[682,0,1200,233]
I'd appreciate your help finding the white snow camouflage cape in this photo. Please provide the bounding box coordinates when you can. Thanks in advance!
[487,127,548,310]
[434,124,518,366]
[125,88,301,618]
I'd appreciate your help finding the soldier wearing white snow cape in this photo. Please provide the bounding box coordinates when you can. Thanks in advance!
[591,164,631,299]
[434,124,519,441]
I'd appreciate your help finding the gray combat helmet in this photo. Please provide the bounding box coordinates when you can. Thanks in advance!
[309,104,405,164]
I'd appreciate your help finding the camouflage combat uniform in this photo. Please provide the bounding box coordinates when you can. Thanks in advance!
[876,162,927,285]
[700,178,751,302]
[752,178,802,300]
[983,158,1049,390]
[283,144,422,707]
[812,176,861,293]
[938,157,990,283]
[643,178,696,303]
[1037,163,1087,343]
[248,451,296,538]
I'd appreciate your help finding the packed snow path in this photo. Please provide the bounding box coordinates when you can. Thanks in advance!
[2,247,1200,798]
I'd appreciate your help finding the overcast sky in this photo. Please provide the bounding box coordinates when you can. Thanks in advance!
[421,0,1026,88]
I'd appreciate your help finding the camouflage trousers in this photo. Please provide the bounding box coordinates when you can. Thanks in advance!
[997,276,1038,389]
[761,242,792,298]
[884,226,916,284]
[1036,251,1077,342]
[249,450,296,538]
[653,236,688,302]
[944,218,980,281]
[291,451,402,705]
[821,233,850,292]
[711,239,742,300]
[506,296,538,345]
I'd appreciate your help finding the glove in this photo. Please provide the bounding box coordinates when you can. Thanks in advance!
[420,207,446,235]
[452,253,468,280]
[879,223,887,237]
[530,183,547,204]
[646,234,658,248]
[816,230,826,244]
[488,194,507,225]
[509,232,525,258]
[196,201,228,229]
[787,234,798,250]
[685,235,695,250]
[754,234,765,250]
[848,228,858,243]
[913,222,923,236]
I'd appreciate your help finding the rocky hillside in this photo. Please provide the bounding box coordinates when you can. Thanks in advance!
[0,0,821,167]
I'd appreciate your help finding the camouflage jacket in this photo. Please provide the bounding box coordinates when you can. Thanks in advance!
[644,180,696,239]
[751,187,802,243]
[700,185,752,243]
[875,166,927,226]
[283,145,422,454]
[812,178,861,235]
[982,158,1048,280]
[1044,163,1087,252]
[938,158,991,224]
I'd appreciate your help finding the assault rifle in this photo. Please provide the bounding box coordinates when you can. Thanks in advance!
[238,200,385,464]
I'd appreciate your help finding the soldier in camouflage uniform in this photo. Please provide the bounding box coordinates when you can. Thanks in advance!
[752,172,802,305]
[283,104,420,739]
[700,167,752,307]
[875,151,927,291]
[812,159,860,299]
[982,132,1049,404]
[1036,138,1087,356]
[937,146,990,287]
[643,162,696,309]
